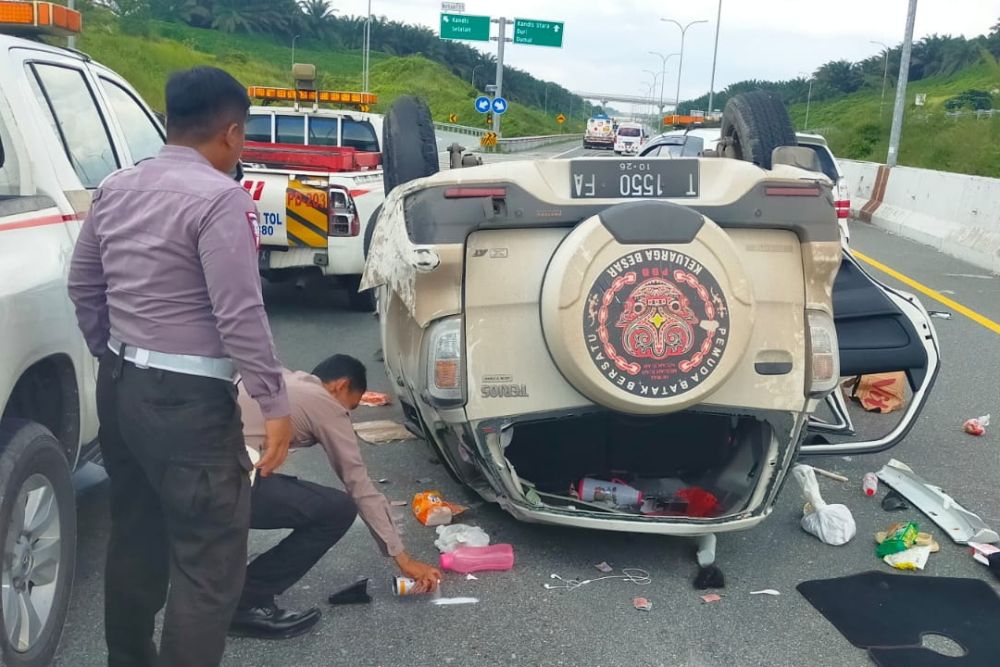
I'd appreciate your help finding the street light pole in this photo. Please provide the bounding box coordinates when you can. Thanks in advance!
[799,71,813,131]
[871,40,891,121]
[648,52,679,114]
[661,18,708,111]
[363,0,372,93]
[292,34,301,66]
[544,82,552,116]
[707,0,723,114]
[471,64,483,89]
[643,70,659,118]
[887,0,918,168]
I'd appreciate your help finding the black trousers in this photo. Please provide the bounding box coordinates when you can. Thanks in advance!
[97,353,252,667]
[241,473,358,608]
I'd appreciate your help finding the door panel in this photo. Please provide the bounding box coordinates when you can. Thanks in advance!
[801,251,940,456]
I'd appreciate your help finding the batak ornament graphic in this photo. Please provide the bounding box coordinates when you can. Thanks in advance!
[583,249,731,398]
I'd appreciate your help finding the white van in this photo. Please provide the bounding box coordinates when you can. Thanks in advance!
[613,122,646,154]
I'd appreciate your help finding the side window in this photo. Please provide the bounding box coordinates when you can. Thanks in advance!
[275,115,305,145]
[342,119,379,152]
[246,114,272,143]
[308,117,338,146]
[0,111,21,197]
[28,63,119,188]
[802,145,840,182]
[99,78,164,163]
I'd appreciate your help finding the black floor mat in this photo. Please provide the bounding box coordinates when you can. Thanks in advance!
[797,571,1000,666]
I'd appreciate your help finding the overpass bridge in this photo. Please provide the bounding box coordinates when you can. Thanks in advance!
[573,90,677,111]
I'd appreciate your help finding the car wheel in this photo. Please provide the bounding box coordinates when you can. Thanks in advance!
[0,421,76,667]
[345,275,377,312]
[540,201,756,415]
[720,90,797,169]
[362,204,383,261]
[381,96,439,194]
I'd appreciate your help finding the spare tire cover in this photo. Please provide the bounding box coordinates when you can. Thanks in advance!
[540,200,755,415]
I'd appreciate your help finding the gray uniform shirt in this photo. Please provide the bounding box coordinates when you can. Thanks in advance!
[68,145,289,419]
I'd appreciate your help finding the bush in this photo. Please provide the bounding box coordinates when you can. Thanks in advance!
[944,89,993,111]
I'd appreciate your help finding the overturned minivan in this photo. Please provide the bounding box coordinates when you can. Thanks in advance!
[363,93,940,567]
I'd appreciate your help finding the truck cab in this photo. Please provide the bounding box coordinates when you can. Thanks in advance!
[0,4,166,664]
[240,65,387,311]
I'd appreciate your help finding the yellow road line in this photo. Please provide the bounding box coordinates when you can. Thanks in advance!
[852,250,1000,335]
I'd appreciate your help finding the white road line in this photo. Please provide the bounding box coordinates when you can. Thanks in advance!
[552,144,584,159]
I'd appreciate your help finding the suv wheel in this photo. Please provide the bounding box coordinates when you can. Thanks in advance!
[720,90,797,169]
[540,201,756,415]
[0,421,76,667]
[381,96,439,194]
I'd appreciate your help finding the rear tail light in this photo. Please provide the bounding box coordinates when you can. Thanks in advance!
[328,185,360,237]
[835,199,850,219]
[807,310,840,396]
[425,317,464,406]
[443,187,507,199]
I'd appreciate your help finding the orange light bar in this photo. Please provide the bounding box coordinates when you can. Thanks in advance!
[0,1,82,35]
[247,86,377,107]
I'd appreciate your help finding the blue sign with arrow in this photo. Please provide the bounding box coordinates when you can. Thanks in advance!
[474,96,491,113]
[491,96,508,114]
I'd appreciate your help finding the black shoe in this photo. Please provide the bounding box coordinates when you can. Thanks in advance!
[228,603,321,640]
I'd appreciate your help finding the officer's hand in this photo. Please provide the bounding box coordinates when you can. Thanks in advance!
[395,552,442,593]
[258,416,293,476]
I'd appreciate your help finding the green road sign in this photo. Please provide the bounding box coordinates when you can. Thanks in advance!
[440,13,491,42]
[513,18,564,47]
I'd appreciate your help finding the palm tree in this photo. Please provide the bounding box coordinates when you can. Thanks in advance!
[298,0,336,37]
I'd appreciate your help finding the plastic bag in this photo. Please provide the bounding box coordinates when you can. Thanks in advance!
[964,414,990,436]
[411,490,467,527]
[876,522,919,558]
[844,372,906,413]
[434,524,490,552]
[792,464,857,546]
[884,545,931,571]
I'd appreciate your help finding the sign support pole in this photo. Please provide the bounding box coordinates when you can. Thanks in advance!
[492,17,507,138]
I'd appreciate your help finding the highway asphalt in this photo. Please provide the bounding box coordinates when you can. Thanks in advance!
[56,142,1000,666]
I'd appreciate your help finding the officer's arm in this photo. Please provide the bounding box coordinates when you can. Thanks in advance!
[68,197,111,357]
[197,188,289,419]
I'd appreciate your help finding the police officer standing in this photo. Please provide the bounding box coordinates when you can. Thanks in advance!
[68,67,292,666]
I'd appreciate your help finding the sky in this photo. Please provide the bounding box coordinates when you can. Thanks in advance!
[334,0,1000,112]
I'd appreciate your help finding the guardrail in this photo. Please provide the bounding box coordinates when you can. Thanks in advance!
[433,122,488,137]
[496,133,582,153]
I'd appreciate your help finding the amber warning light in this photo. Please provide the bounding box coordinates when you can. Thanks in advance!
[247,86,377,109]
[0,1,83,35]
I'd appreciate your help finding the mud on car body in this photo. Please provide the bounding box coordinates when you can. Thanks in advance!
[363,91,940,567]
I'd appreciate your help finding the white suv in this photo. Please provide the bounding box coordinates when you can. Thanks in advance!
[0,23,165,665]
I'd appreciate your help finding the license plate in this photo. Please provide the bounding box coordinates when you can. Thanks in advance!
[570,159,700,199]
[258,249,271,271]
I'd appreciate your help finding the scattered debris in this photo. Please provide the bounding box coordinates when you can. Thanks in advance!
[392,576,421,596]
[880,490,909,512]
[594,561,614,573]
[434,524,490,552]
[440,544,514,573]
[633,597,653,612]
[431,597,479,606]
[694,565,725,590]
[466,574,478,581]
[543,569,651,592]
[390,500,408,507]
[875,522,920,558]
[750,589,780,596]
[969,542,1000,566]
[412,491,467,527]
[700,594,722,604]
[377,478,391,484]
[416,477,433,485]
[844,372,907,413]
[964,414,990,436]
[355,420,414,444]
[876,459,999,544]
[792,464,857,546]
[862,472,879,497]
[929,310,952,320]
[359,391,392,407]
[328,578,372,605]
[811,466,849,483]
[883,545,931,571]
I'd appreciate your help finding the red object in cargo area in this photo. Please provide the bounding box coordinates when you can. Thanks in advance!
[241,141,381,172]
[676,487,722,517]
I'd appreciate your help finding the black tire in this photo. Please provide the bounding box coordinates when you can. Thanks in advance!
[345,275,376,312]
[720,90,797,169]
[362,204,383,261]
[0,421,76,667]
[381,96,439,194]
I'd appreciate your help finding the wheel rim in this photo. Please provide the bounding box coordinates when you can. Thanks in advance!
[2,473,60,653]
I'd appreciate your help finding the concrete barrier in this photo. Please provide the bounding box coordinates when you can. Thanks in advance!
[841,159,1000,275]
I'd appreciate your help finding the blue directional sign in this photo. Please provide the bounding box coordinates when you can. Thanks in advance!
[491,96,508,114]
[474,96,491,113]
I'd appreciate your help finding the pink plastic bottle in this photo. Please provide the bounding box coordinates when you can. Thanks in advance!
[439,544,514,574]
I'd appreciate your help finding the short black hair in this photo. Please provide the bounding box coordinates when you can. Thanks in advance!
[312,355,368,393]
[165,66,250,143]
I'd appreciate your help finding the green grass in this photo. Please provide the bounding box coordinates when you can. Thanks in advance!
[74,18,583,136]
[788,62,1000,176]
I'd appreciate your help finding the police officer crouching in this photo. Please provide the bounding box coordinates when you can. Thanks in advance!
[69,67,293,667]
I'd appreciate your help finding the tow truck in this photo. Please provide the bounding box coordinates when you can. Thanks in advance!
[241,65,386,310]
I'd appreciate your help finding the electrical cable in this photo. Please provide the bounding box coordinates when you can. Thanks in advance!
[543,568,652,591]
